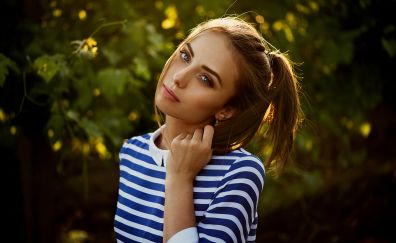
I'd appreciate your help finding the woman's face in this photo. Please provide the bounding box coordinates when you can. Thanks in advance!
[155,31,239,126]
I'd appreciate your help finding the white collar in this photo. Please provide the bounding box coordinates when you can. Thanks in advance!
[148,126,169,167]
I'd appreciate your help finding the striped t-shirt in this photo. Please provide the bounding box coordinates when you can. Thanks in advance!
[114,127,265,243]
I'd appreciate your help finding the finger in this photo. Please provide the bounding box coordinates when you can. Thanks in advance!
[174,133,187,141]
[184,134,193,140]
[192,128,203,141]
[202,125,214,147]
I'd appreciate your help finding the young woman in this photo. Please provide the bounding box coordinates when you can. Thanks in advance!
[114,17,301,243]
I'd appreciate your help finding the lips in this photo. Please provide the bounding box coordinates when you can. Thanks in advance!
[162,84,180,102]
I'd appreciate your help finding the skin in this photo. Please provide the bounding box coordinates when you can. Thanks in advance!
[154,31,240,242]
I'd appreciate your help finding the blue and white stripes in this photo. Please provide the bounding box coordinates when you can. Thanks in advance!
[114,130,265,243]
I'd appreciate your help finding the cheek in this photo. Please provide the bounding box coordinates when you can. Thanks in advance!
[154,90,160,106]
[190,93,226,114]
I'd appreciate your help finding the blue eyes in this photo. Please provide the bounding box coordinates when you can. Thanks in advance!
[179,49,213,87]
[180,50,190,62]
[199,75,212,87]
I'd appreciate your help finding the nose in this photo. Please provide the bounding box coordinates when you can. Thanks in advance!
[172,67,190,88]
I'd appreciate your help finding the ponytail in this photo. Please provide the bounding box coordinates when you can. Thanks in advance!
[265,52,302,170]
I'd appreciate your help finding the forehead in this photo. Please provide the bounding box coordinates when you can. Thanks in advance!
[188,31,239,87]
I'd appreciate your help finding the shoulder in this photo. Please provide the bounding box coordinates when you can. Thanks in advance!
[213,148,266,200]
[120,132,153,153]
[118,132,158,167]
[221,148,265,183]
[124,132,152,145]
[230,149,265,172]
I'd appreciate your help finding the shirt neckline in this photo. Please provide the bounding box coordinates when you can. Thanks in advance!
[148,126,169,167]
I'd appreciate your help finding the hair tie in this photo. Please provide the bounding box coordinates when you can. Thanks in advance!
[265,50,274,69]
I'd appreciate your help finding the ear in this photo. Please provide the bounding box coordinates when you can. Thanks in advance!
[214,106,237,121]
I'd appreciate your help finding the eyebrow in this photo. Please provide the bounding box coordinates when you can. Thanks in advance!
[202,65,223,87]
[186,43,194,57]
[186,42,223,87]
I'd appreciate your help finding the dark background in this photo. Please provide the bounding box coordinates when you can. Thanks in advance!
[1,0,395,242]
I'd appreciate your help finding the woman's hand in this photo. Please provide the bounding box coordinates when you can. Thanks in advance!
[166,125,214,183]
[163,125,214,242]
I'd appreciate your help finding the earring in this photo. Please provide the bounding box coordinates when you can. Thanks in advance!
[215,119,219,126]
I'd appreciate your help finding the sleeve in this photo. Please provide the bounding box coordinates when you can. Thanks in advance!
[196,156,265,243]
[167,227,199,243]
[119,138,132,162]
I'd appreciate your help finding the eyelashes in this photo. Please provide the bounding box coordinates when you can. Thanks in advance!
[179,48,214,87]
[180,50,190,63]
[199,74,213,87]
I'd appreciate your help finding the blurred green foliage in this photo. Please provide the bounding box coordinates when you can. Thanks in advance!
[1,0,395,242]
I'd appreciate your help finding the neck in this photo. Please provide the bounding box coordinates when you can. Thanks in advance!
[158,116,211,150]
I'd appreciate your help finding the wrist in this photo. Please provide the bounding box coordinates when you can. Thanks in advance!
[165,175,194,187]
[165,171,195,185]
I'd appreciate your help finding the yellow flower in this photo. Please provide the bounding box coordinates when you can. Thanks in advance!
[10,126,17,135]
[91,46,98,55]
[360,122,371,138]
[286,12,297,27]
[305,139,313,151]
[70,37,98,59]
[48,129,54,138]
[296,4,310,14]
[78,10,87,21]
[128,111,139,122]
[162,19,175,29]
[165,5,178,19]
[82,143,90,156]
[85,37,97,48]
[0,108,6,122]
[273,21,283,32]
[53,9,62,17]
[93,88,101,96]
[96,141,108,159]
[196,5,205,16]
[52,140,62,151]
[155,1,164,10]
[68,229,88,241]
[309,1,319,11]
[162,5,178,29]
[255,15,265,24]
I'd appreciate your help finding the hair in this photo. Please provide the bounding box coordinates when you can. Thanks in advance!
[155,17,303,170]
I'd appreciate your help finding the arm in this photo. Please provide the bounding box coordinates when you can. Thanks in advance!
[196,156,265,243]
[163,126,214,243]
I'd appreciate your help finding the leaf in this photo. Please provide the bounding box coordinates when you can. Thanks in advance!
[382,38,396,58]
[73,78,94,110]
[133,57,151,80]
[66,110,80,122]
[0,53,19,87]
[102,48,122,65]
[96,68,133,101]
[33,54,66,83]
[95,108,133,146]
[46,113,65,136]
[80,118,103,138]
